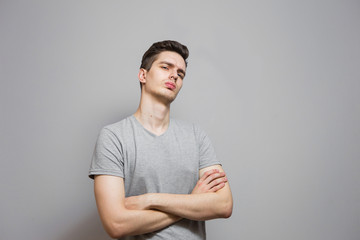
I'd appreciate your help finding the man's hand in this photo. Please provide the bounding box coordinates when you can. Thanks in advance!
[191,169,227,194]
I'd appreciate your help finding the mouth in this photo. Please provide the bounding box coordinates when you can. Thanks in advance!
[165,82,176,90]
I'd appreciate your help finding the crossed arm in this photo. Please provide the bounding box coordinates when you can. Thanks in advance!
[94,164,233,238]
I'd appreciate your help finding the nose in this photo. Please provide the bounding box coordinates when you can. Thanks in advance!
[170,70,178,81]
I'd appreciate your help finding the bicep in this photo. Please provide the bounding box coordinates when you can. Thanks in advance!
[94,175,126,230]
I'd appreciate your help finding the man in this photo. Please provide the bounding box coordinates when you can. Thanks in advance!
[89,40,233,239]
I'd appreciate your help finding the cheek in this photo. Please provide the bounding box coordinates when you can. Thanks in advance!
[176,77,183,84]
[177,81,183,89]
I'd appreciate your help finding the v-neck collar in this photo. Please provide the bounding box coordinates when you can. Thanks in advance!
[131,115,171,138]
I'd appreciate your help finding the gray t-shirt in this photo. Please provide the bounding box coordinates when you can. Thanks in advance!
[89,115,220,239]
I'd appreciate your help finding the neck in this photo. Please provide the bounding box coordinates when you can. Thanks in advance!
[134,93,171,136]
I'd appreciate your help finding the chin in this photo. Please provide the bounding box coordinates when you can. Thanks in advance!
[152,89,179,104]
[164,96,177,104]
[160,94,177,104]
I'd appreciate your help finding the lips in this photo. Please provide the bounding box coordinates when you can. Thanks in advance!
[165,82,176,90]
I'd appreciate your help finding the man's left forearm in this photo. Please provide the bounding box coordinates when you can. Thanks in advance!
[147,185,233,221]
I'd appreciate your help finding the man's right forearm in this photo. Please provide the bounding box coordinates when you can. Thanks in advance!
[94,175,181,239]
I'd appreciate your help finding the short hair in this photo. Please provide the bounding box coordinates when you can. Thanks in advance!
[140,40,189,71]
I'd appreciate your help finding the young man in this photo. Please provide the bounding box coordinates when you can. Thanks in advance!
[89,40,233,239]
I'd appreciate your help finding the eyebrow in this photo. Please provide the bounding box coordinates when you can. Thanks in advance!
[159,61,186,77]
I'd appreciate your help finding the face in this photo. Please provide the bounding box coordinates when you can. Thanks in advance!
[139,51,186,104]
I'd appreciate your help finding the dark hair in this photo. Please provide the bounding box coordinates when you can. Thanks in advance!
[140,40,189,71]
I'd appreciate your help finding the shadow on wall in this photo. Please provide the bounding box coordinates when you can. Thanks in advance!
[56,210,109,240]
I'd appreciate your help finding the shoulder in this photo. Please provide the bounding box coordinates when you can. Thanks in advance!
[95,116,136,144]
[101,116,134,135]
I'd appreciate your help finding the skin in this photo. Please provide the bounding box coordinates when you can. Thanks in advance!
[94,51,233,238]
[134,51,186,135]
[124,165,232,221]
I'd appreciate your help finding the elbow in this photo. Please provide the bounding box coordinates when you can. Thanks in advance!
[107,225,124,239]
[108,230,123,239]
[223,204,233,218]
[101,209,134,238]
[106,221,129,239]
[108,229,124,239]
[219,199,233,219]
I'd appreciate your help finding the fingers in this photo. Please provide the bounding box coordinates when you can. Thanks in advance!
[199,169,217,182]
[192,168,228,194]
[209,182,226,192]
[200,169,228,192]
[207,176,227,192]
[202,170,226,185]
[208,175,227,186]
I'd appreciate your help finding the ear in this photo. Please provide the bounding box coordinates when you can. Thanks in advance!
[138,68,147,85]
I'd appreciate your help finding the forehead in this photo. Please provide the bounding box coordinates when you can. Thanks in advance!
[154,51,186,70]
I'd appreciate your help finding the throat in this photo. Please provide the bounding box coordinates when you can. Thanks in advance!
[133,110,170,136]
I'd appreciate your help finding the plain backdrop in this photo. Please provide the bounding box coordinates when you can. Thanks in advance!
[1,1,359,239]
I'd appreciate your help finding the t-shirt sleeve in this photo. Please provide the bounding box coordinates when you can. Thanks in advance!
[88,127,124,179]
[195,125,221,169]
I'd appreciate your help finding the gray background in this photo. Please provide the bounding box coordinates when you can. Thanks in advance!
[1,1,359,239]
